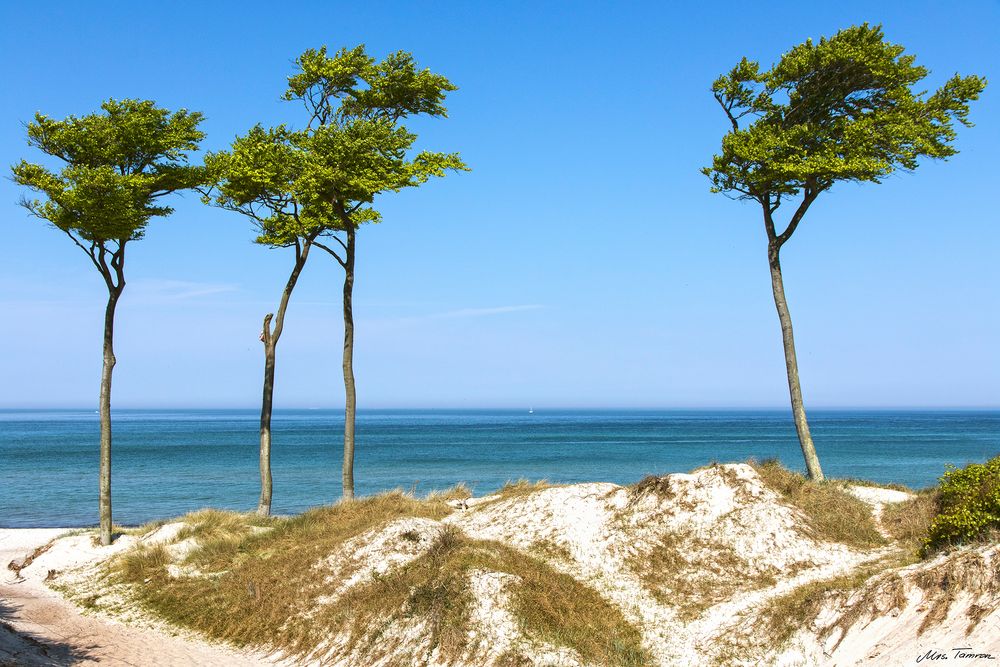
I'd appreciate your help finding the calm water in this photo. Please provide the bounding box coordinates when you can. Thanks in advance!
[1,409,997,528]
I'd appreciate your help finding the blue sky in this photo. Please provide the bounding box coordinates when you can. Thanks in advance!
[1,1,997,409]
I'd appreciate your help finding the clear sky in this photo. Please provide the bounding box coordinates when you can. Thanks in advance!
[1,1,997,409]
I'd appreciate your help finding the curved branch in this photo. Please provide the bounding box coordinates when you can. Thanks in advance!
[313,241,346,268]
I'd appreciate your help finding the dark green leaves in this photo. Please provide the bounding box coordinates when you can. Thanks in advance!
[704,24,986,204]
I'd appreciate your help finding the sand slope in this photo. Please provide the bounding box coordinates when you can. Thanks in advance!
[2,464,998,666]
[0,529,272,666]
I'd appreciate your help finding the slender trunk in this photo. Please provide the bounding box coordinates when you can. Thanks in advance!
[99,285,122,546]
[258,326,276,516]
[258,239,314,516]
[768,244,824,481]
[341,226,357,500]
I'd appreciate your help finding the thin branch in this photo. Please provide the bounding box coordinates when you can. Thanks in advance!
[60,228,104,274]
[775,187,818,247]
[95,242,116,292]
[313,241,346,268]
[715,93,741,131]
[330,234,348,253]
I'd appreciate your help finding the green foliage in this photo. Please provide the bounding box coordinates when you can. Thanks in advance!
[922,456,1000,555]
[12,99,206,245]
[704,23,985,206]
[205,44,467,249]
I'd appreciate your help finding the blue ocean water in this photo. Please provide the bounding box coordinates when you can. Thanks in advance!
[0,409,997,528]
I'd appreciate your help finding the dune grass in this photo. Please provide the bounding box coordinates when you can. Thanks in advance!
[756,558,901,650]
[629,529,778,621]
[109,488,647,666]
[750,459,886,549]
[882,489,940,554]
[324,525,648,665]
[494,479,552,499]
[111,492,452,650]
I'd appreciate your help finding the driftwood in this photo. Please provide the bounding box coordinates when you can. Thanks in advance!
[7,541,55,580]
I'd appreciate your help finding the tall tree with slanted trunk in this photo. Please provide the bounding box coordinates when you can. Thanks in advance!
[204,125,322,516]
[12,99,205,544]
[207,45,466,506]
[704,24,985,480]
[284,45,467,500]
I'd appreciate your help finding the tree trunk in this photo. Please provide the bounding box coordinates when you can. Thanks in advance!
[341,226,357,500]
[257,239,314,516]
[98,285,122,546]
[768,244,824,481]
[258,323,276,516]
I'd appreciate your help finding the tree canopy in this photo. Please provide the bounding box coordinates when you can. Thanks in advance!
[204,44,467,252]
[703,23,986,214]
[12,99,205,249]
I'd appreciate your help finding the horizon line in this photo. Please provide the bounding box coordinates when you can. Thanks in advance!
[2,405,998,412]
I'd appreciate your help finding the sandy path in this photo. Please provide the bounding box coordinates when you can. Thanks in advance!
[0,529,272,666]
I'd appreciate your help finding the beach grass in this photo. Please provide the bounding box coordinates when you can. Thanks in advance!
[750,459,887,549]
[107,487,647,666]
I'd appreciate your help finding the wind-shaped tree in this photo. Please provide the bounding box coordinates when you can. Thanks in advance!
[12,99,205,543]
[704,24,985,480]
[206,45,465,508]
[204,126,317,516]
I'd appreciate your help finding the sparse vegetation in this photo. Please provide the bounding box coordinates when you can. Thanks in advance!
[106,488,647,666]
[67,463,1000,665]
[751,459,886,549]
[882,489,939,553]
[495,479,553,499]
[425,482,473,502]
[631,474,677,500]
[629,529,779,621]
[471,479,554,511]
[328,525,647,665]
[109,492,453,651]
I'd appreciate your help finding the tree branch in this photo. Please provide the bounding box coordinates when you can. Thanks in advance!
[313,241,346,268]
[60,229,104,275]
[775,187,818,247]
[715,93,741,131]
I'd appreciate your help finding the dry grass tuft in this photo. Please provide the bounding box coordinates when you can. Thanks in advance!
[756,558,900,649]
[913,548,1000,634]
[529,539,573,563]
[629,529,779,621]
[759,542,1000,651]
[470,479,555,512]
[631,474,676,499]
[424,483,473,502]
[495,479,552,499]
[117,544,172,582]
[881,490,939,553]
[751,459,886,549]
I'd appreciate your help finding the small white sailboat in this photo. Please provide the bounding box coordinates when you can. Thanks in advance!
[528,407,534,414]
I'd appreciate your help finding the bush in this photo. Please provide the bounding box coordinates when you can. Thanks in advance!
[922,455,1000,555]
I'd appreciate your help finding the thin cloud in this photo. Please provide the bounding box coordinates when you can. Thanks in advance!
[433,304,544,319]
[366,304,545,328]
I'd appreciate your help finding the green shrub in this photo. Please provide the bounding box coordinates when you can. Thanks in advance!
[922,455,1000,556]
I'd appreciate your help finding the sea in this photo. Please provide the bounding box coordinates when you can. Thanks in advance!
[1,409,997,528]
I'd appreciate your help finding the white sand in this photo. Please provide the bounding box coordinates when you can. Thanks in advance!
[0,528,275,666]
[2,466,998,666]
